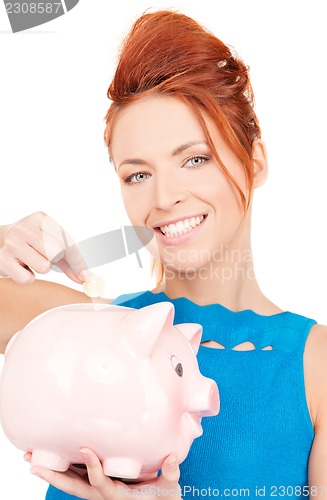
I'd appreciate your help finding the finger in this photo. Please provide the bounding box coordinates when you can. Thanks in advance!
[51,258,92,285]
[157,454,181,493]
[1,256,35,285]
[70,464,88,477]
[39,214,68,260]
[0,228,57,281]
[40,232,89,283]
[5,214,64,264]
[34,231,67,264]
[63,241,89,277]
[30,465,94,499]
[23,452,32,463]
[15,244,51,275]
[5,213,88,282]
[40,216,88,276]
[53,245,89,282]
[28,221,66,261]
[80,448,115,497]
[47,234,89,282]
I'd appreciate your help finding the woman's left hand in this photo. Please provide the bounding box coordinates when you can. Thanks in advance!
[24,448,182,500]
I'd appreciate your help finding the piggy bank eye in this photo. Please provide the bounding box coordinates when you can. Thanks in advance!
[171,355,183,377]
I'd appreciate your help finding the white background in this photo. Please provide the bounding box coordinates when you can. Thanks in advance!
[0,1,326,498]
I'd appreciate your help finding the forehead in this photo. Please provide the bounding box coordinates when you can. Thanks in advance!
[110,94,212,162]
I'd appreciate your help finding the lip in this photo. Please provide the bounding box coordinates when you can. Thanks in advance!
[151,213,207,229]
[154,214,207,246]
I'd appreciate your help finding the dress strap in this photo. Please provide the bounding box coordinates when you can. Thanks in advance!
[275,316,317,353]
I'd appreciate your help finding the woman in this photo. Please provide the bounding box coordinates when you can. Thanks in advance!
[1,9,327,500]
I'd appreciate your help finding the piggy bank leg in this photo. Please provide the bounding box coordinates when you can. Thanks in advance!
[31,449,70,471]
[102,457,142,479]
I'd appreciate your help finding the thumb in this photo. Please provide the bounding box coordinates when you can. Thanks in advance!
[158,454,181,491]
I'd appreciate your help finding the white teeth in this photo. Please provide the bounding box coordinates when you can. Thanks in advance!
[170,223,177,235]
[159,214,205,237]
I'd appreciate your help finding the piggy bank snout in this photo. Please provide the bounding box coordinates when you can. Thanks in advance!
[188,378,220,417]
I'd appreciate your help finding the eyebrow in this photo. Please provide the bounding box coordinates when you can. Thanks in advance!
[117,140,209,170]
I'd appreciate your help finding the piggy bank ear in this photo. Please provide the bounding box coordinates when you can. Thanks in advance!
[123,302,175,358]
[174,323,202,355]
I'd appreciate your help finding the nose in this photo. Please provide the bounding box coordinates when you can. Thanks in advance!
[153,170,186,210]
[188,377,220,416]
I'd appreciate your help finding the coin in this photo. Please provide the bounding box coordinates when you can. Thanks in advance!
[82,275,106,298]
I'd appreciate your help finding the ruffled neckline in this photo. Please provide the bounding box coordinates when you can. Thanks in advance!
[144,290,291,330]
[118,290,316,349]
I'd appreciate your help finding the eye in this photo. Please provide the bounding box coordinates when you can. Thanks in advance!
[170,355,183,377]
[184,155,210,168]
[122,171,151,185]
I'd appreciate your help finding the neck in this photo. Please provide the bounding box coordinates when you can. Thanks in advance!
[154,231,282,315]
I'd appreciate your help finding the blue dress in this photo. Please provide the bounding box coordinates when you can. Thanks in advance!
[46,290,317,499]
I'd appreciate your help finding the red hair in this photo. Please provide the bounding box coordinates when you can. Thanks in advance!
[104,9,261,288]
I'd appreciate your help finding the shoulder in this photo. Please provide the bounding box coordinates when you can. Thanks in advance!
[304,323,327,431]
[305,322,327,355]
[305,324,327,481]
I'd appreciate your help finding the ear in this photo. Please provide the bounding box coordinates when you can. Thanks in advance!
[174,323,203,355]
[122,302,175,358]
[252,139,268,188]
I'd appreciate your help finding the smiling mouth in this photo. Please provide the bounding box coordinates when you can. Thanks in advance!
[158,214,207,238]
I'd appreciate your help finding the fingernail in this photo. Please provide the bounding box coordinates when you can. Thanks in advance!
[80,449,90,463]
[168,456,177,467]
[78,270,93,282]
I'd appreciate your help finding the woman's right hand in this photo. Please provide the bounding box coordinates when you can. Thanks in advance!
[0,212,88,285]
[26,448,182,500]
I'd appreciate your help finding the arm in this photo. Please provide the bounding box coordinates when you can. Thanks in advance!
[306,325,327,497]
[0,278,112,354]
[0,212,113,353]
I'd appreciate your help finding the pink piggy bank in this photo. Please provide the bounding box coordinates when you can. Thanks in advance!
[0,301,219,481]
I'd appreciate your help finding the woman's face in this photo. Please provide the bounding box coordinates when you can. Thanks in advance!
[110,94,250,273]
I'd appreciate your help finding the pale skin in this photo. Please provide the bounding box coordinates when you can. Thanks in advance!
[0,94,327,497]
